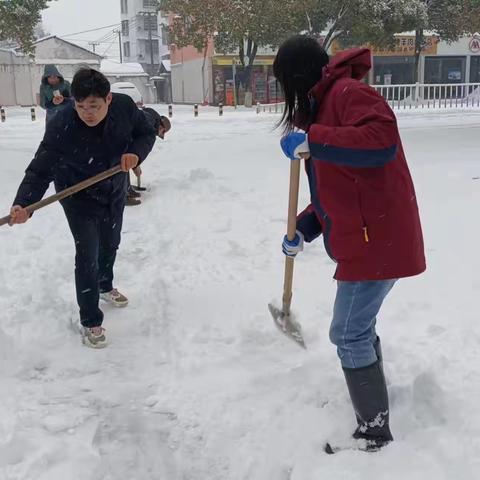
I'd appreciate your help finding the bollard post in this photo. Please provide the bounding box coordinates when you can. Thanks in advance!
[31,106,36,121]
[168,104,173,118]
[194,104,199,117]
[219,102,223,116]
[0,107,5,122]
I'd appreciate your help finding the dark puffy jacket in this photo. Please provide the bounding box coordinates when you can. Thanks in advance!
[14,93,156,213]
[296,48,426,281]
[39,64,71,111]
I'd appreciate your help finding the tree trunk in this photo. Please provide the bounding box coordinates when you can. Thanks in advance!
[244,42,258,106]
[414,28,424,84]
[201,36,209,104]
[244,43,258,92]
[322,3,348,50]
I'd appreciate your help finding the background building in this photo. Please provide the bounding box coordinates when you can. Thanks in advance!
[120,0,169,76]
[335,32,480,86]
[170,41,283,106]
[0,36,102,106]
[100,58,156,104]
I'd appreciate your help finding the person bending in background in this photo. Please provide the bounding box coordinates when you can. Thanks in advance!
[126,107,171,206]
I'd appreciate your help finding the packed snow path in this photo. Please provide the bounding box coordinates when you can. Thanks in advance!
[0,106,480,479]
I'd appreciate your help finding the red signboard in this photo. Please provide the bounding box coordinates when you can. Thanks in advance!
[469,36,480,53]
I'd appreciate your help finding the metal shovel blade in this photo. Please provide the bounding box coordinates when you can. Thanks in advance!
[268,303,306,349]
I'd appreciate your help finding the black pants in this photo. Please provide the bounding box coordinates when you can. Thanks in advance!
[64,205,124,328]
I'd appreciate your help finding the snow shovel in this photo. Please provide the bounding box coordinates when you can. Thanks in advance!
[268,158,306,349]
[133,173,147,192]
[0,165,123,227]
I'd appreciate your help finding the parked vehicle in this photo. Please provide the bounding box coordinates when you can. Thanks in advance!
[110,82,143,106]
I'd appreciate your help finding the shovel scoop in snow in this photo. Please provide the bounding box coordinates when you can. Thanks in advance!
[268,300,306,349]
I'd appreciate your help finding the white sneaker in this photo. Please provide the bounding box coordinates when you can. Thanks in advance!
[82,326,107,349]
[100,288,129,308]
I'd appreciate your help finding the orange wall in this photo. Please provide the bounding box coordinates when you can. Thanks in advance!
[170,41,215,64]
[167,12,215,64]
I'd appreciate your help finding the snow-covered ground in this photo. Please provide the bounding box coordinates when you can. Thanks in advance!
[0,104,480,479]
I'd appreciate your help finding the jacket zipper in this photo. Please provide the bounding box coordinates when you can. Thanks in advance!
[355,178,370,243]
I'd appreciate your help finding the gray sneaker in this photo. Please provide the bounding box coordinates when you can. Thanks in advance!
[100,288,129,308]
[82,326,107,349]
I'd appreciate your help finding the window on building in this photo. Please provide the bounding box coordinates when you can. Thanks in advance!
[143,15,158,32]
[121,20,129,36]
[470,56,480,83]
[425,56,466,84]
[123,41,130,58]
[121,0,128,14]
[373,56,416,85]
[161,25,169,46]
[424,56,468,100]
[145,39,160,57]
[143,0,157,7]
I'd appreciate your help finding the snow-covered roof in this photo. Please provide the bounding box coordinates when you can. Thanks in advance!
[100,59,148,76]
[35,59,100,65]
[161,59,171,72]
[34,36,103,59]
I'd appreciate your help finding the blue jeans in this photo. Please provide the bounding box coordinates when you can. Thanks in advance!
[64,206,124,328]
[329,280,396,369]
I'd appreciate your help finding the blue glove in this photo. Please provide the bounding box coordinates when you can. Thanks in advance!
[282,230,305,257]
[280,133,310,160]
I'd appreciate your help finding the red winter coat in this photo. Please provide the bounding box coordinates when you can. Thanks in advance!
[296,48,426,281]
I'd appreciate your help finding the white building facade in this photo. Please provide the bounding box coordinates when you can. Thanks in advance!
[120,0,169,76]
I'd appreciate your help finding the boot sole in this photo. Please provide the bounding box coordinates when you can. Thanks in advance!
[82,337,107,349]
[100,298,129,308]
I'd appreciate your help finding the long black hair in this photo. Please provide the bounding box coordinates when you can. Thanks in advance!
[273,35,329,133]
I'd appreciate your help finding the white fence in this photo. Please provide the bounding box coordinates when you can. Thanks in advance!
[256,82,480,113]
[373,82,480,109]
[256,102,285,114]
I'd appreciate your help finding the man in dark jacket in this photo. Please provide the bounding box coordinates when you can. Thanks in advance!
[274,36,426,453]
[39,64,71,123]
[10,68,157,349]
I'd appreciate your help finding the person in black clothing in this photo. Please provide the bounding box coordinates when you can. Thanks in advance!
[126,108,171,206]
[9,68,157,348]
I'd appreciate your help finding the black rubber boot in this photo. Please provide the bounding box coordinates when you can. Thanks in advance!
[374,336,384,375]
[352,337,384,426]
[344,360,393,450]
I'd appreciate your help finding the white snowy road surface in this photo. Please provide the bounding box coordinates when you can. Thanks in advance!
[0,105,480,479]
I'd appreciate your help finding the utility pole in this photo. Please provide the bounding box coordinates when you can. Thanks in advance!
[115,29,123,63]
[88,42,100,53]
[139,11,157,75]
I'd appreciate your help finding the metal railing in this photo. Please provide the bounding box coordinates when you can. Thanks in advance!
[373,82,480,109]
[256,102,285,114]
[256,82,480,113]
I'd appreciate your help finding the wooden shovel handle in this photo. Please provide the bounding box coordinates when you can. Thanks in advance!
[0,165,123,227]
[282,158,301,314]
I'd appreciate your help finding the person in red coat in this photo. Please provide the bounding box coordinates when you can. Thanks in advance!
[274,35,426,453]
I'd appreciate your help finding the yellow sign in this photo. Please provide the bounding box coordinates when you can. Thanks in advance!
[332,36,438,57]
[213,56,274,66]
